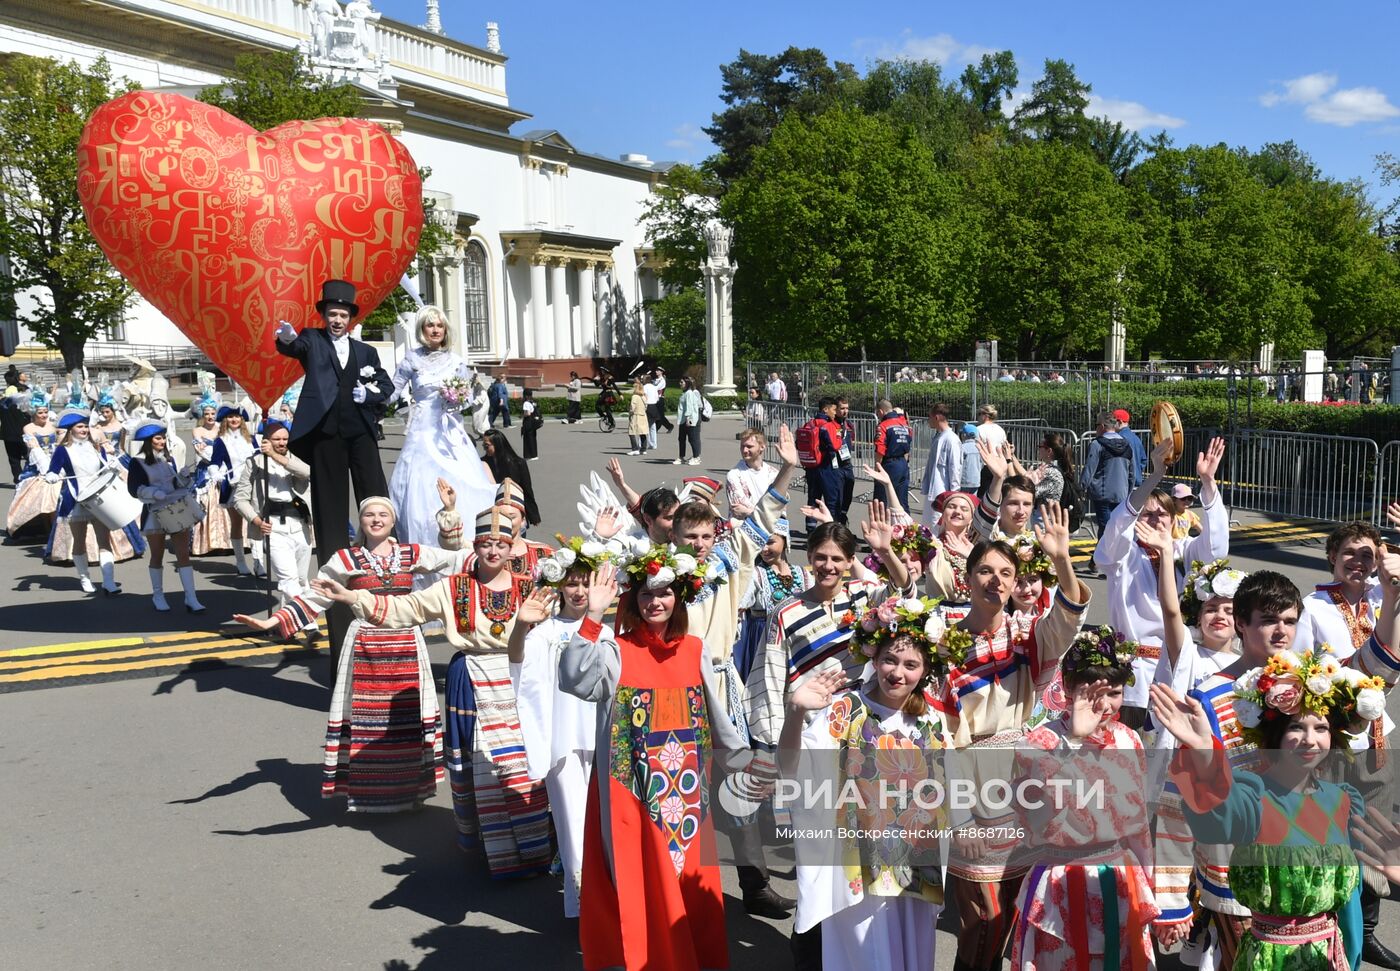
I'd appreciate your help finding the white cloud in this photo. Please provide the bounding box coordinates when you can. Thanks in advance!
[1260,73,1400,127]
[1259,72,1337,107]
[861,30,995,68]
[664,121,704,153]
[1305,87,1400,126]
[1088,95,1186,131]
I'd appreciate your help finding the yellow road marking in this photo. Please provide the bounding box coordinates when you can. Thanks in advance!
[2,621,327,659]
[0,642,325,684]
[0,636,265,672]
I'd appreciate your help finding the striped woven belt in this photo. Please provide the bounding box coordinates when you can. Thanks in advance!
[1250,912,1341,950]
[1135,643,1162,661]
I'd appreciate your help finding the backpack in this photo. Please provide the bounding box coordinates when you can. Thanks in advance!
[795,419,824,469]
[700,395,713,422]
[1059,472,1084,533]
[882,419,911,460]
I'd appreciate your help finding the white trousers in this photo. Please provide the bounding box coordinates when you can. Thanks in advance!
[264,518,312,607]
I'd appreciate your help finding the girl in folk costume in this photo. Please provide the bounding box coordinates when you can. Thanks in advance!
[239,497,459,812]
[207,406,261,575]
[929,490,977,613]
[386,305,495,551]
[46,411,124,595]
[335,506,551,877]
[437,478,554,584]
[509,538,615,916]
[6,391,60,535]
[188,392,233,557]
[1150,654,1396,971]
[559,554,750,971]
[933,501,1089,971]
[781,598,950,971]
[731,516,809,684]
[126,423,205,614]
[1011,627,1160,971]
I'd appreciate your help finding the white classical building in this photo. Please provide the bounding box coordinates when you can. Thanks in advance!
[1,0,675,383]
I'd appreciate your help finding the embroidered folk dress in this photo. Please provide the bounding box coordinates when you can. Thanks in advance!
[1011,717,1159,971]
[933,587,1091,882]
[1170,738,1363,971]
[732,560,810,684]
[791,687,947,971]
[350,567,552,879]
[274,543,456,812]
[1153,629,1400,930]
[559,618,749,971]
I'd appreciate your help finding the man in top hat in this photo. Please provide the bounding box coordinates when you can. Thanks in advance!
[276,279,392,660]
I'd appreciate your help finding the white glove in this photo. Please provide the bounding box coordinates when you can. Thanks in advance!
[43,471,60,484]
[152,489,168,502]
[274,321,296,344]
[352,384,368,404]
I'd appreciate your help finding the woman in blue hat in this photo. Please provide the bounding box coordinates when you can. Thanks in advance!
[128,423,205,613]
[46,410,124,595]
[208,405,261,575]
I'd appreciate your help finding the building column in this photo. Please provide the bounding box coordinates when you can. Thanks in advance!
[529,256,553,359]
[596,266,613,358]
[550,258,571,359]
[578,261,598,357]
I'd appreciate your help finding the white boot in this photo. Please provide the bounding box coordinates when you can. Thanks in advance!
[149,566,170,612]
[233,545,250,575]
[250,542,266,577]
[73,553,95,594]
[179,565,205,614]
[99,549,122,595]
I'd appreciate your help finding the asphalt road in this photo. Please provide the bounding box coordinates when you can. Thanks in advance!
[2,412,1396,970]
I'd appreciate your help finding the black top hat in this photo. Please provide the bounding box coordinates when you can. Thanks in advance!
[316,279,360,317]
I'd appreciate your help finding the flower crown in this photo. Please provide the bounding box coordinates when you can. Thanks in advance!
[1061,625,1138,686]
[1181,558,1248,626]
[1232,644,1386,747]
[1010,532,1056,583]
[536,534,623,586]
[861,523,937,578]
[623,543,710,602]
[842,595,954,677]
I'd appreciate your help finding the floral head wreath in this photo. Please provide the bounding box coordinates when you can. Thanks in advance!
[861,523,937,578]
[623,543,711,603]
[1061,625,1138,686]
[1181,558,1248,627]
[843,595,954,678]
[1232,644,1386,748]
[1010,532,1056,584]
[536,534,624,586]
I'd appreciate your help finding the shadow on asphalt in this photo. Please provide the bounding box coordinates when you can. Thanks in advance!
[152,653,332,707]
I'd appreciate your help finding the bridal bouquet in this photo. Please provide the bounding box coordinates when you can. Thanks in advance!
[439,376,478,417]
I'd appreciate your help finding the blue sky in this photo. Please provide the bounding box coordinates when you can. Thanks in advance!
[381,0,1400,202]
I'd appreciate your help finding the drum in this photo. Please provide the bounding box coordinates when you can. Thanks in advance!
[76,465,144,531]
[152,490,206,534]
[1150,400,1184,465]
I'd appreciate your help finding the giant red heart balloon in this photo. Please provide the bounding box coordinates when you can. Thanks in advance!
[76,92,423,409]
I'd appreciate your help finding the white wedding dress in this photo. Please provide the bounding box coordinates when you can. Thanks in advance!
[388,348,496,558]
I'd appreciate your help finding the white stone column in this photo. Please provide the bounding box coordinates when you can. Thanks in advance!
[550,258,571,359]
[701,219,738,399]
[596,265,613,358]
[578,262,598,357]
[529,256,552,358]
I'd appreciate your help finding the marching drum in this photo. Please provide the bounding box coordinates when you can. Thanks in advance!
[152,490,206,534]
[1150,400,1184,465]
[76,465,144,532]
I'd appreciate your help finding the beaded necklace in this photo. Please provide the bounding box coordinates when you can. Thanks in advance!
[358,543,401,588]
[762,562,799,604]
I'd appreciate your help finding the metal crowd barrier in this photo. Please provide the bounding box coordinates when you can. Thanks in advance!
[1378,441,1400,529]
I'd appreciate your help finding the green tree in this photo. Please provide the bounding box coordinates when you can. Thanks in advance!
[1128,144,1312,358]
[199,51,449,340]
[959,51,1019,130]
[967,140,1141,358]
[723,107,979,360]
[845,59,975,167]
[1013,58,1091,148]
[0,56,136,370]
[703,47,857,183]
[1086,116,1143,182]
[645,289,707,374]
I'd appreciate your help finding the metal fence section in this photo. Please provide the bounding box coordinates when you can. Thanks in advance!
[1223,431,1379,524]
[1374,441,1400,529]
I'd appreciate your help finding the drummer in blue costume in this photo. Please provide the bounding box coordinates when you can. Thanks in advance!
[47,409,124,596]
[127,422,206,614]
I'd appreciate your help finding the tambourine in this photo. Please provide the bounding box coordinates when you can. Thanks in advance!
[1150,400,1184,465]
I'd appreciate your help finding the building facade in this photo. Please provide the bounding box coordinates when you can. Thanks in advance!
[1,0,672,383]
